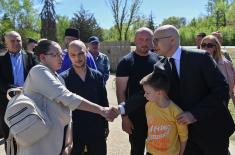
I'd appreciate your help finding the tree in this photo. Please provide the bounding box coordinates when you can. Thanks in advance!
[56,15,70,45]
[0,0,40,41]
[227,1,235,25]
[40,0,57,41]
[70,6,103,42]
[147,11,155,31]
[206,0,230,29]
[103,15,148,41]
[161,16,186,28]
[106,0,142,41]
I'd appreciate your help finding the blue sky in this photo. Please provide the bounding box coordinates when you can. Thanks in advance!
[37,0,209,29]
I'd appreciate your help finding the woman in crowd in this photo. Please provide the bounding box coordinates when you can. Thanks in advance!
[201,35,235,107]
[19,40,116,155]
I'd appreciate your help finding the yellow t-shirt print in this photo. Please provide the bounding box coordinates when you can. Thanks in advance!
[145,101,188,155]
[147,118,172,152]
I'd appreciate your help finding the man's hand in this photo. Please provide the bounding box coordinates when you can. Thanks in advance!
[176,111,197,125]
[105,128,109,140]
[60,144,72,155]
[101,107,119,122]
[121,116,134,134]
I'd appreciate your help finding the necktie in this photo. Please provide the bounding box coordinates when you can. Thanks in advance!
[168,58,181,105]
[169,58,179,81]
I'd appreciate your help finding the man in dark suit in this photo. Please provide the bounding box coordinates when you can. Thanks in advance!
[119,25,235,155]
[0,31,38,140]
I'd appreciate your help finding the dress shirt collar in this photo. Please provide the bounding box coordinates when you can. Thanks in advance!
[9,50,22,57]
[171,46,181,61]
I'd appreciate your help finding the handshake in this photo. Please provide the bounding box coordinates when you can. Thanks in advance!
[100,106,121,122]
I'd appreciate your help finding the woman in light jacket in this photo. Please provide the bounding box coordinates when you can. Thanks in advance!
[19,40,117,155]
[201,35,235,107]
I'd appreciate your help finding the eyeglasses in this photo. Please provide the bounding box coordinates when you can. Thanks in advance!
[152,36,172,44]
[200,43,216,49]
[45,52,65,58]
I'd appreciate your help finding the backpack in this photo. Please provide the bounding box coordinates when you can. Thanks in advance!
[4,88,51,148]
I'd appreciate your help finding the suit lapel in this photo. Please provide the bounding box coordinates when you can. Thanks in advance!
[180,48,190,95]
[4,52,14,83]
[22,51,28,79]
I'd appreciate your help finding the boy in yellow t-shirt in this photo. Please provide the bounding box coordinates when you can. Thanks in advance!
[140,68,188,155]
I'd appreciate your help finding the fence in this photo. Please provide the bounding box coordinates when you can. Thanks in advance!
[100,41,131,72]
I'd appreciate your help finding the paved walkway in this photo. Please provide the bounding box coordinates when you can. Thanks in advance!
[0,75,235,155]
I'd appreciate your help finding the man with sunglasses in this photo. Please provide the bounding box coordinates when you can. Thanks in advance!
[119,25,235,155]
[88,36,110,83]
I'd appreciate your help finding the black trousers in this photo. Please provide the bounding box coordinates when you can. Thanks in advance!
[71,138,107,155]
[129,124,147,155]
[183,137,230,155]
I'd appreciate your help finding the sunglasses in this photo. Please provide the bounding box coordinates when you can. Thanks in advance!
[201,43,216,48]
[152,36,172,44]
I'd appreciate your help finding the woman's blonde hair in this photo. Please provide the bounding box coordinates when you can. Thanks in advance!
[201,35,222,62]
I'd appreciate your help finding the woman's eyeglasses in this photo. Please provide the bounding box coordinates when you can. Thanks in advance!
[201,43,216,48]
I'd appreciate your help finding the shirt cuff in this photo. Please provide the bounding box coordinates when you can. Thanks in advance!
[118,102,126,115]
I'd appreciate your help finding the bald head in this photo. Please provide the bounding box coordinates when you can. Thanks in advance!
[135,27,153,36]
[68,40,87,52]
[4,31,21,40]
[154,25,180,45]
[153,25,180,57]
[68,40,87,68]
[4,31,22,53]
[134,27,154,55]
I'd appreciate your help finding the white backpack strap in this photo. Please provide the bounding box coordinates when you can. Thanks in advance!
[6,133,15,155]
[7,87,23,100]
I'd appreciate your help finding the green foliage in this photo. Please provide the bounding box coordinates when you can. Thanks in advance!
[176,0,235,46]
[0,0,40,43]
[69,0,235,45]
[103,15,148,42]
[106,0,142,41]
[227,2,235,25]
[161,16,186,29]
[56,15,70,45]
[40,0,57,41]
[70,6,103,42]
[147,11,155,31]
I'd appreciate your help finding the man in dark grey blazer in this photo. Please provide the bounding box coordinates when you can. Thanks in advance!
[119,25,235,155]
[0,31,38,140]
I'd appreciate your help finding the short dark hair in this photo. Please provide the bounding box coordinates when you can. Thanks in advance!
[33,40,53,57]
[65,28,80,39]
[196,32,206,38]
[27,38,37,44]
[140,71,170,93]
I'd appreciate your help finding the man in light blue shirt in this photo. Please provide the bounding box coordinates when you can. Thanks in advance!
[0,31,37,151]
[10,51,24,86]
